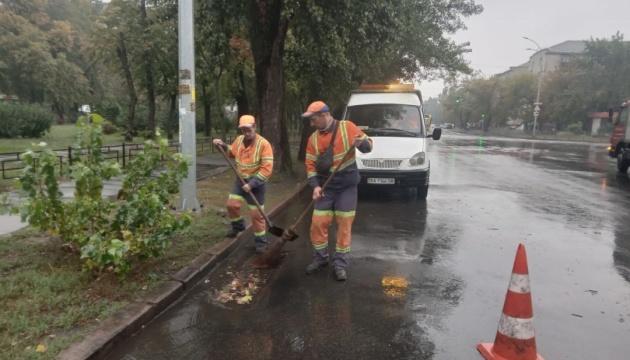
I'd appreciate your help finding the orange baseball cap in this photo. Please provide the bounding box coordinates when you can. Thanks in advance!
[238,115,256,128]
[302,101,330,118]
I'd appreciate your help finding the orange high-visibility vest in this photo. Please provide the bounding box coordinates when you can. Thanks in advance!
[229,134,273,182]
[305,120,369,180]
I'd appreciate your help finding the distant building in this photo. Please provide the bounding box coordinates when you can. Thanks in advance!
[588,111,617,136]
[528,40,587,74]
[497,40,587,78]
[496,63,529,79]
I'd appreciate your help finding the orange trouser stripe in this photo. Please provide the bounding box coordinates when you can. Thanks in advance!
[226,197,243,221]
[335,214,354,251]
[250,208,266,234]
[311,213,333,249]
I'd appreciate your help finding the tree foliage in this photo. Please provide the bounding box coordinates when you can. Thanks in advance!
[543,33,630,130]
[440,33,630,133]
[0,0,92,122]
[2,0,482,163]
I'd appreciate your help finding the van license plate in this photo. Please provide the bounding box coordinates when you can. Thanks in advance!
[367,178,395,185]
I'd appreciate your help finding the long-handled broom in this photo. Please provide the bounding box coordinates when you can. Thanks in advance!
[216,144,285,237]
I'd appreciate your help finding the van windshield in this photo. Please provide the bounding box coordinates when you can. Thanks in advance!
[345,104,423,137]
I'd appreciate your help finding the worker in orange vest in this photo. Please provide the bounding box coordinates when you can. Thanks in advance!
[302,101,372,281]
[213,115,274,253]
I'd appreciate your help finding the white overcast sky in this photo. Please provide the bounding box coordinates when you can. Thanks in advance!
[419,0,630,99]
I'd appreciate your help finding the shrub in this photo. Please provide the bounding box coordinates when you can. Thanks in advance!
[0,102,53,138]
[99,102,122,126]
[566,122,584,135]
[18,114,191,275]
[102,120,118,135]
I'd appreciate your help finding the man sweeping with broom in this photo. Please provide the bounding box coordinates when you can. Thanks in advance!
[302,101,372,281]
[213,115,274,253]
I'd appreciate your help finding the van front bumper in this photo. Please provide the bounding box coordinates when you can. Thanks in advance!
[358,168,429,187]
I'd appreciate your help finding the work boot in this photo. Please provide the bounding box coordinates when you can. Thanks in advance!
[305,260,328,275]
[226,219,245,238]
[334,267,347,281]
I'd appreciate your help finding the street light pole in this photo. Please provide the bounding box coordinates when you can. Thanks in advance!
[533,74,542,137]
[523,36,543,137]
[178,0,200,211]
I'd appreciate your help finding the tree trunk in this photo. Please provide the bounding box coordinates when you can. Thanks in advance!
[235,69,250,117]
[53,102,65,124]
[201,80,212,138]
[279,106,293,172]
[248,0,290,171]
[140,0,156,137]
[116,33,137,141]
[298,117,312,161]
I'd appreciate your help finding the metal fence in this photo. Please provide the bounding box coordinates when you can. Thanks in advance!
[0,137,230,180]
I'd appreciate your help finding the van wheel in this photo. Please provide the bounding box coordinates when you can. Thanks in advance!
[618,149,630,173]
[416,185,428,200]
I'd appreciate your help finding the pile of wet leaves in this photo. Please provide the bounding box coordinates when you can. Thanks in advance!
[212,270,264,305]
[381,276,409,298]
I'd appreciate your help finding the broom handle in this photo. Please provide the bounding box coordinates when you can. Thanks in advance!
[290,146,356,230]
[216,144,274,227]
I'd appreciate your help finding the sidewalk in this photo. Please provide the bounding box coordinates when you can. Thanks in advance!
[0,215,25,235]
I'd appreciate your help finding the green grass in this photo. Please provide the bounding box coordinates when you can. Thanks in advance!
[0,167,303,359]
[0,124,144,154]
[0,124,232,154]
[0,217,226,359]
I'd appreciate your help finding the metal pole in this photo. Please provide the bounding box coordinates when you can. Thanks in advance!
[523,36,543,137]
[178,0,200,211]
[533,76,542,137]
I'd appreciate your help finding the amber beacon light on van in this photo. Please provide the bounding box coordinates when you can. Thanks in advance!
[358,83,416,92]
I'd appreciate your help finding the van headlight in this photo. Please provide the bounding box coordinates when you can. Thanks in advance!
[409,152,425,166]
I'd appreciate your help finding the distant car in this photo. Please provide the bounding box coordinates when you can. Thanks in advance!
[443,123,454,129]
[343,84,442,199]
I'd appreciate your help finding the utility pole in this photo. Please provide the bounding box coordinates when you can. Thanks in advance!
[178,0,200,211]
[533,77,542,137]
[523,36,543,137]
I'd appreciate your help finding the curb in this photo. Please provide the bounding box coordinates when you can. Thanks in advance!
[58,181,307,360]
[447,129,609,145]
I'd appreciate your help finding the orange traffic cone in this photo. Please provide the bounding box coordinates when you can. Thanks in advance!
[477,243,544,360]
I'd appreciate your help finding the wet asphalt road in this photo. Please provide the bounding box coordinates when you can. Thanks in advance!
[109,132,630,360]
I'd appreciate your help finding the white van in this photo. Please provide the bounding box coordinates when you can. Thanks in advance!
[342,84,441,199]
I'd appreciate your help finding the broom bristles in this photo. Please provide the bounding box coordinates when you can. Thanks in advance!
[256,239,285,268]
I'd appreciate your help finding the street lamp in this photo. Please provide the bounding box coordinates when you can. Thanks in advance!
[455,96,463,128]
[523,36,544,137]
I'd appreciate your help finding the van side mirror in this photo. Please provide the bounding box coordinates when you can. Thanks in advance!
[431,127,442,140]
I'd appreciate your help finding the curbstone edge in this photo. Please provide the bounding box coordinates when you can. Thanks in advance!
[57,181,306,360]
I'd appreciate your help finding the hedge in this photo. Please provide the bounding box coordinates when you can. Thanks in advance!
[0,102,54,138]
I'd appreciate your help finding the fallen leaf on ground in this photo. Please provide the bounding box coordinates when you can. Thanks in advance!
[237,294,253,304]
[36,344,47,353]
